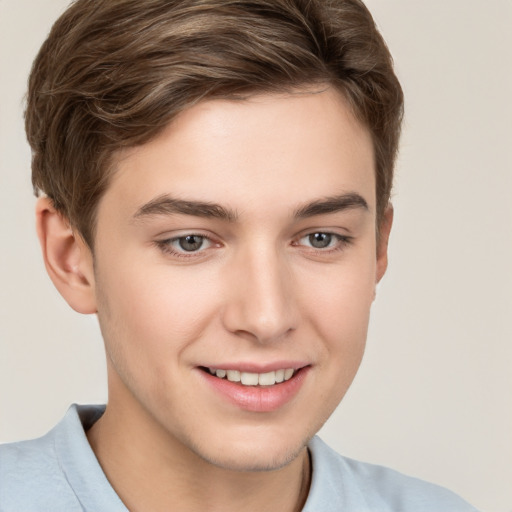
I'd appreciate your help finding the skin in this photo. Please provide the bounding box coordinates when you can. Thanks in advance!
[37,87,392,512]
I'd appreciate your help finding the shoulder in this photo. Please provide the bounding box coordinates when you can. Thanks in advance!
[303,436,480,512]
[0,430,81,511]
[0,404,111,512]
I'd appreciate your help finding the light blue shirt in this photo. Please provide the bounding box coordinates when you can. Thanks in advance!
[0,404,478,511]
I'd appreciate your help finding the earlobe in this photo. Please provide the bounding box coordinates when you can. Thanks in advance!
[36,197,97,314]
[376,205,393,284]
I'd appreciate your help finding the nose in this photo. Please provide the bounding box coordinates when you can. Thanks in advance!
[221,245,299,343]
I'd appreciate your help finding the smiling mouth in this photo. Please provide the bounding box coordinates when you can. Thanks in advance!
[201,367,298,386]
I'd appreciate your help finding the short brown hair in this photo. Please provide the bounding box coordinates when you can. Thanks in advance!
[26,0,403,248]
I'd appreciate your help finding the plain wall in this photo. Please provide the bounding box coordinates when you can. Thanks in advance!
[0,1,511,511]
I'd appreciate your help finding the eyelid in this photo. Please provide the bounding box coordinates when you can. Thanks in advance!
[154,228,353,261]
[293,230,354,252]
[155,232,221,259]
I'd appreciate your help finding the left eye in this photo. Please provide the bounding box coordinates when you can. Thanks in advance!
[300,232,339,249]
[170,235,211,252]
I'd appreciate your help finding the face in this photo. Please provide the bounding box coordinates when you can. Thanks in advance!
[90,88,388,471]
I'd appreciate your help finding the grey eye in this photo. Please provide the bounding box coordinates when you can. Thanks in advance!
[308,233,333,249]
[177,235,205,252]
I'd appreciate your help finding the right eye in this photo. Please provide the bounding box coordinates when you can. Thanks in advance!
[173,235,210,252]
[156,234,214,258]
[302,232,337,249]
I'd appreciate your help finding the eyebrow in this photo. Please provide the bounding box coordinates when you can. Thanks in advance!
[133,192,369,223]
[133,195,238,222]
[293,193,369,218]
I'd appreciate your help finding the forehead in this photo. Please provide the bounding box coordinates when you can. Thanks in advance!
[101,88,375,221]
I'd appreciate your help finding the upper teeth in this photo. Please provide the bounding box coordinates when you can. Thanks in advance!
[208,368,295,386]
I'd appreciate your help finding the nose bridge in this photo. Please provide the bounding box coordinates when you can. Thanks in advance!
[222,241,297,343]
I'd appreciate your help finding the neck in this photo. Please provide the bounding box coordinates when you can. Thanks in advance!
[86,393,311,512]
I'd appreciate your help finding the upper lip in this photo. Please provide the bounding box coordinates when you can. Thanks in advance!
[199,362,309,373]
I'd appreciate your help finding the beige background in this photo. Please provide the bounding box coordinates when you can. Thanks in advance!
[1,1,511,511]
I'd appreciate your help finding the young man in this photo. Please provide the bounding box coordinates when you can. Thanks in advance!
[0,1,478,511]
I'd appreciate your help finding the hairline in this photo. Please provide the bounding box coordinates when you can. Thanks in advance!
[82,81,385,251]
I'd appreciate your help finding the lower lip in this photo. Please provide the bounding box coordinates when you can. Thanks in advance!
[198,367,310,413]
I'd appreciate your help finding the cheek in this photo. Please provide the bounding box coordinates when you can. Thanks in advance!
[94,263,223,411]
[95,258,225,360]
[300,253,376,398]
[303,257,376,338]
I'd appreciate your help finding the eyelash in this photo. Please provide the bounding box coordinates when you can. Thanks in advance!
[155,231,353,260]
[294,232,353,253]
[155,234,216,260]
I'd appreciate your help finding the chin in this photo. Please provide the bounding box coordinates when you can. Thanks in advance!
[185,426,313,473]
[199,443,307,473]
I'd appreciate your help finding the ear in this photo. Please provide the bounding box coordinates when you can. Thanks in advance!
[36,197,97,314]
[376,204,393,283]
